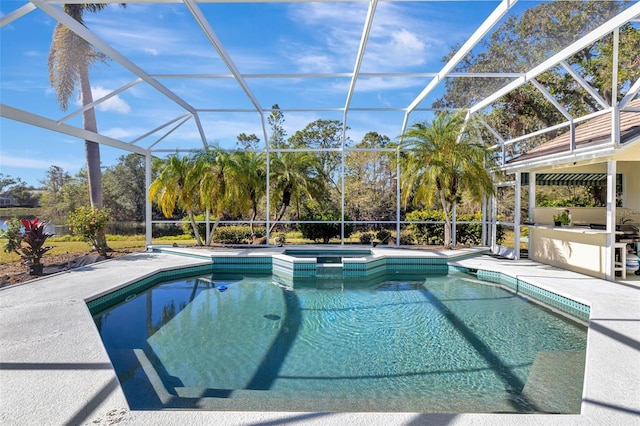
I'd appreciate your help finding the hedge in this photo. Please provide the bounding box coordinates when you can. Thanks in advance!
[181,215,265,244]
[405,210,503,246]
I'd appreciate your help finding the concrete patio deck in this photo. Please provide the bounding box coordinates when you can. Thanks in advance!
[1,246,638,425]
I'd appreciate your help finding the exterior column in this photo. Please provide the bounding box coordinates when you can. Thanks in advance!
[514,172,521,259]
[481,195,487,246]
[491,193,498,253]
[145,152,152,247]
[396,149,401,247]
[529,172,536,223]
[605,160,617,281]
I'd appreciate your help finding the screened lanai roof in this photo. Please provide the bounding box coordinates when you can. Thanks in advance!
[507,98,640,165]
[1,0,639,173]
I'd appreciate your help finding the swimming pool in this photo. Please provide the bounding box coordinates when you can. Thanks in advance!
[93,270,587,413]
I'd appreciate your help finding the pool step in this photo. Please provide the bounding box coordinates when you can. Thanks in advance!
[316,263,343,275]
[521,350,585,413]
[169,386,517,413]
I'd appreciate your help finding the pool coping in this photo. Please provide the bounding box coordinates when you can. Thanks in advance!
[1,246,638,425]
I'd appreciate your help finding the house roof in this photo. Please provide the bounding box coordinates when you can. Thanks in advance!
[507,98,640,165]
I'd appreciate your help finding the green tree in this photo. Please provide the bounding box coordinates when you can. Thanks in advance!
[196,146,235,245]
[400,111,495,248]
[269,151,327,234]
[268,104,287,149]
[103,153,147,222]
[39,166,72,221]
[435,1,637,151]
[228,151,267,241]
[48,4,113,209]
[0,174,38,207]
[149,155,205,245]
[298,203,354,244]
[288,119,348,192]
[236,133,261,150]
[344,132,396,222]
[39,166,89,222]
[0,174,16,195]
[48,4,123,253]
[574,22,640,103]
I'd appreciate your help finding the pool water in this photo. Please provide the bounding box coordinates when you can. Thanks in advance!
[93,272,587,413]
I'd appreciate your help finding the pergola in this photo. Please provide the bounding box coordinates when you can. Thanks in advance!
[1,0,639,280]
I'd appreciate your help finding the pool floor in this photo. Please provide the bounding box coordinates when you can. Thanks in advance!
[94,272,586,413]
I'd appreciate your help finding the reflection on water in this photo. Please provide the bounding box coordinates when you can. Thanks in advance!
[93,272,588,413]
[0,217,64,235]
[0,217,145,236]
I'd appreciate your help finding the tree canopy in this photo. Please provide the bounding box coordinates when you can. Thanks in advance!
[435,0,639,157]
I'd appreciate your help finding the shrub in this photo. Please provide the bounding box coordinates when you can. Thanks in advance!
[67,207,110,256]
[185,225,267,245]
[180,215,266,244]
[358,232,374,244]
[181,214,207,239]
[297,207,354,244]
[212,226,255,244]
[405,210,504,246]
[1,217,53,274]
[398,230,415,245]
[405,210,446,245]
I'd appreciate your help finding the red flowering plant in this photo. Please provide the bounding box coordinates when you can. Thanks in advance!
[1,218,54,275]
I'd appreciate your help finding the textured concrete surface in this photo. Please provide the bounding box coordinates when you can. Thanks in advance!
[0,247,638,425]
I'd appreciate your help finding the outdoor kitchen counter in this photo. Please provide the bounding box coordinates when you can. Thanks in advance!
[528,225,622,280]
[529,224,616,234]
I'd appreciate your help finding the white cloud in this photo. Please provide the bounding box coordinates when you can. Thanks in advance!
[143,48,159,57]
[70,86,130,113]
[0,153,80,171]
[351,76,426,92]
[86,6,218,63]
[390,29,427,64]
[285,2,367,72]
[293,53,336,74]
[284,2,446,76]
[92,86,132,114]
[101,127,136,139]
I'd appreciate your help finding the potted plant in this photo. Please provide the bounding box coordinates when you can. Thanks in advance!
[1,218,54,275]
[553,209,572,227]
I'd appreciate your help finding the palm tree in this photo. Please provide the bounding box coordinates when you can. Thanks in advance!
[227,151,267,242]
[48,4,117,253]
[269,151,327,235]
[48,4,110,207]
[400,111,494,248]
[196,147,233,245]
[149,155,204,245]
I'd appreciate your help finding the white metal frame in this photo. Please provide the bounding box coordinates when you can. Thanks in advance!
[1,1,639,274]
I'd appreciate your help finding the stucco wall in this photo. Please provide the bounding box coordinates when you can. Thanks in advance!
[529,227,607,279]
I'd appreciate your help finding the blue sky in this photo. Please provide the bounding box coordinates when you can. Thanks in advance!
[1,0,529,187]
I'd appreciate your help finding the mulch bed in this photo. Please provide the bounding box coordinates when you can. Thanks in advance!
[1,249,139,287]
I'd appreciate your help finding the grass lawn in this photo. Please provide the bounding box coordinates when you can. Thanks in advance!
[0,235,198,264]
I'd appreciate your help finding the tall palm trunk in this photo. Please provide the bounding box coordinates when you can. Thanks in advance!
[250,209,257,237]
[79,56,109,253]
[80,69,102,208]
[438,190,454,248]
[269,185,292,234]
[205,217,220,246]
[188,211,204,246]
